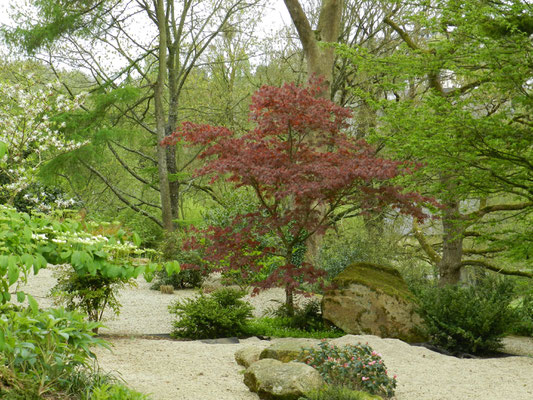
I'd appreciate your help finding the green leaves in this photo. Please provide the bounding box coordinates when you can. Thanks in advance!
[8,262,20,286]
[0,140,7,159]
[165,260,180,276]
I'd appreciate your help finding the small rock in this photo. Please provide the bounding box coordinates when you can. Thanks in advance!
[235,346,265,368]
[244,358,324,400]
[260,338,319,363]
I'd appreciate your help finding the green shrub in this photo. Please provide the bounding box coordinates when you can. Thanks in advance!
[168,288,253,339]
[414,277,518,354]
[317,218,407,281]
[300,341,396,399]
[265,298,326,331]
[511,293,533,337]
[0,306,106,397]
[51,264,132,327]
[299,385,382,400]
[243,317,344,339]
[151,231,206,290]
[151,267,204,290]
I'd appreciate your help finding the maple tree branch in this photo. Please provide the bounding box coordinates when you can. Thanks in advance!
[462,248,505,255]
[460,260,533,279]
[283,0,320,65]
[444,78,491,97]
[109,139,157,164]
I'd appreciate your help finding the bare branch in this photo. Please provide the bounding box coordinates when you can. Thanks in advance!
[79,159,163,227]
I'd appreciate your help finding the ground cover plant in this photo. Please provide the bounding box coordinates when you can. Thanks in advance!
[300,341,397,398]
[244,317,344,339]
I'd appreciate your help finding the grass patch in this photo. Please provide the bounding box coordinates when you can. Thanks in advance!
[244,317,344,339]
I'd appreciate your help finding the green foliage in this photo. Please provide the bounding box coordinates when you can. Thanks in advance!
[318,218,414,281]
[151,231,205,290]
[0,205,178,314]
[51,264,133,325]
[168,288,253,339]
[300,341,396,398]
[243,317,344,339]
[88,383,150,400]
[265,298,326,332]
[299,385,382,400]
[414,277,518,354]
[152,267,204,290]
[510,293,533,337]
[0,306,106,397]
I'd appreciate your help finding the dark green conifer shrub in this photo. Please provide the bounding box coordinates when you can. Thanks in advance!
[168,288,253,339]
[414,277,518,354]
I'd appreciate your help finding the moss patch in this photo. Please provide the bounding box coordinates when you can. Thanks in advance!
[332,263,415,302]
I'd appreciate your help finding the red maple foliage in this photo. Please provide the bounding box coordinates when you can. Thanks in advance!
[162,79,431,314]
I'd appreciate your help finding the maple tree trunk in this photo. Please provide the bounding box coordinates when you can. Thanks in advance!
[438,201,464,286]
[285,286,295,317]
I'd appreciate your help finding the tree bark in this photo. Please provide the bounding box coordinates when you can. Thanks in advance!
[155,0,174,231]
[283,0,343,95]
[437,201,464,285]
[283,0,343,265]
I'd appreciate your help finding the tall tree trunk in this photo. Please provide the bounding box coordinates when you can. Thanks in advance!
[166,32,181,222]
[155,0,174,231]
[165,126,181,221]
[283,0,343,266]
[283,0,343,96]
[438,201,464,285]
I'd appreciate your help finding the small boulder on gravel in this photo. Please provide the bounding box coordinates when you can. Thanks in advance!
[243,358,324,400]
[259,338,319,363]
[235,346,267,368]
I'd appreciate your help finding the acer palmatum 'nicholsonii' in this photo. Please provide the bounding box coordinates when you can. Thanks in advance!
[161,78,432,315]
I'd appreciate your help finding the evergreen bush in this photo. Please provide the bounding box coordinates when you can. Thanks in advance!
[414,277,518,354]
[168,288,253,339]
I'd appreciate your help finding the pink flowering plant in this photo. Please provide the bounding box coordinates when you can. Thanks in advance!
[300,340,397,398]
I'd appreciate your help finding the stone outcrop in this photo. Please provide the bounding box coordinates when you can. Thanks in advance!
[243,358,324,400]
[322,262,425,342]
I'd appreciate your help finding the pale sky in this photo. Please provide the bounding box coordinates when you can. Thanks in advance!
[0,0,291,32]
[0,0,292,70]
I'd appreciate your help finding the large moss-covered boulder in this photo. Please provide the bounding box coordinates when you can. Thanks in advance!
[322,263,424,342]
[243,359,324,400]
[259,338,319,363]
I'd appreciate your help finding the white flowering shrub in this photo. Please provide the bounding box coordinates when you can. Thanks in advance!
[0,76,87,201]
[0,205,180,323]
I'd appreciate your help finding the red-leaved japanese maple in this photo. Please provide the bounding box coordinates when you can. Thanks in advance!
[162,79,429,315]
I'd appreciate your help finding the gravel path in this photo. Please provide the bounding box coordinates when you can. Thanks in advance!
[21,266,533,400]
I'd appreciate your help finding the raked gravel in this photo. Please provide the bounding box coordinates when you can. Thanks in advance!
[20,266,533,400]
